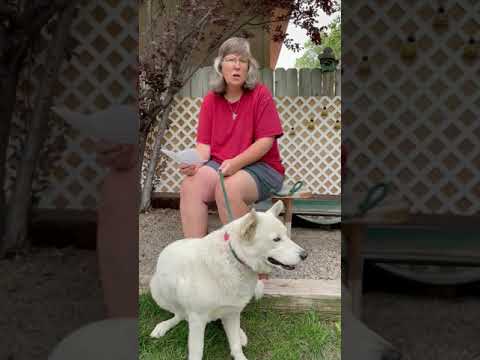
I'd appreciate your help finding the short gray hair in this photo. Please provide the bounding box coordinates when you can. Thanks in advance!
[210,37,259,94]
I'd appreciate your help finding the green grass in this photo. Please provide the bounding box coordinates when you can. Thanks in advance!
[139,293,340,360]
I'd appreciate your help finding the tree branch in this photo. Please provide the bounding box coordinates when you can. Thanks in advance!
[182,13,260,85]
[11,1,69,67]
[178,8,212,48]
[247,14,290,27]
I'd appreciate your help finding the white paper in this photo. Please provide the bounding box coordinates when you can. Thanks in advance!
[51,105,138,144]
[161,148,207,165]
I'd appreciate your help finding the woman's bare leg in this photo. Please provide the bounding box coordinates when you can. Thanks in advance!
[180,166,218,238]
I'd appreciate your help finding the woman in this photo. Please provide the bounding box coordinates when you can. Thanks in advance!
[180,37,285,238]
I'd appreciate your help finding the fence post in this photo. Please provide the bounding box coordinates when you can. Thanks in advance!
[311,69,322,96]
[299,68,312,96]
[178,71,192,97]
[286,68,298,96]
[335,69,341,96]
[200,66,211,97]
[260,68,274,93]
[275,68,287,96]
[324,72,335,97]
[190,67,204,97]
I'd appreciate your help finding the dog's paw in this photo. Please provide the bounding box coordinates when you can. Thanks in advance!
[254,280,264,300]
[150,323,170,338]
[240,328,248,347]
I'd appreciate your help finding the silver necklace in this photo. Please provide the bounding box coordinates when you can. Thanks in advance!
[226,96,241,120]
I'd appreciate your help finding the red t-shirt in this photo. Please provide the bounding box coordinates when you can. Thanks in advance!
[196,83,285,175]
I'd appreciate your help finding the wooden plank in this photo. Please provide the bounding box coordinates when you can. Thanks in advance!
[253,279,340,318]
[200,66,211,97]
[190,68,204,97]
[178,77,191,97]
[299,68,312,96]
[274,68,287,96]
[139,277,340,319]
[335,69,341,96]
[324,72,335,97]
[260,68,274,93]
[311,69,322,96]
[263,278,340,298]
[286,68,298,96]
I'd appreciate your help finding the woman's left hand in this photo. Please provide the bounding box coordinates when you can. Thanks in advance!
[219,159,241,176]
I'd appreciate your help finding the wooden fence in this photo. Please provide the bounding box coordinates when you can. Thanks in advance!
[178,67,341,98]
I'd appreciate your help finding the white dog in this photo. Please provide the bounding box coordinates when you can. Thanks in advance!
[149,201,307,360]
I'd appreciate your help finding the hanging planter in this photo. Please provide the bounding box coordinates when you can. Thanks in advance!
[334,119,341,131]
[358,55,370,75]
[288,125,296,136]
[463,37,478,59]
[432,6,448,30]
[320,106,328,118]
[305,118,316,130]
[400,35,417,59]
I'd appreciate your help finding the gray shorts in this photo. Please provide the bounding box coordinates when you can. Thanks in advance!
[205,160,284,201]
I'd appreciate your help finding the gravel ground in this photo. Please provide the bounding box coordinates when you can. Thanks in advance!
[139,208,341,291]
[363,291,480,360]
[0,247,104,360]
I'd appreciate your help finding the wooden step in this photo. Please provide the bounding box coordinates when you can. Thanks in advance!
[250,278,340,320]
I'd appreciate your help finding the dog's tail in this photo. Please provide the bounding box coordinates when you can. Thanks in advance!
[254,280,264,300]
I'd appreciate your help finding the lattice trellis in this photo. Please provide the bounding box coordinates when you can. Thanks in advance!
[155,96,341,195]
[343,0,480,214]
[7,1,137,209]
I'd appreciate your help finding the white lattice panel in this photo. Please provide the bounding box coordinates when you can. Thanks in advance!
[343,0,480,214]
[155,96,341,195]
[7,1,137,209]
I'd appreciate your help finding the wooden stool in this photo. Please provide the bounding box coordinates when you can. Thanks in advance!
[271,192,312,236]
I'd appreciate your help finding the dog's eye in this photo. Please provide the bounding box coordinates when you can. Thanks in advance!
[273,237,281,242]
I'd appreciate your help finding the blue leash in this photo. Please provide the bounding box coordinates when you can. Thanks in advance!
[356,182,389,216]
[218,170,234,222]
[273,180,304,196]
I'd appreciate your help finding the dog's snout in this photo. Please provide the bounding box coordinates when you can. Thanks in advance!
[299,250,308,261]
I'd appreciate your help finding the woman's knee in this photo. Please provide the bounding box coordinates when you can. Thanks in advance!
[181,168,217,203]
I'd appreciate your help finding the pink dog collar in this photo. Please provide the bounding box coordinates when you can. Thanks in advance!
[224,232,230,241]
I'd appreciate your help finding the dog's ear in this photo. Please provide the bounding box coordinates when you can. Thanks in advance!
[267,200,284,217]
[240,209,257,241]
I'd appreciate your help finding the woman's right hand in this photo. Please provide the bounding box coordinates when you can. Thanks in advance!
[179,164,200,176]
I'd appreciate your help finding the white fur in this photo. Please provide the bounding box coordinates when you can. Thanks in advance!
[149,201,306,360]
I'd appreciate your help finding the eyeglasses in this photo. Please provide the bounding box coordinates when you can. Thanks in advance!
[223,56,249,65]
